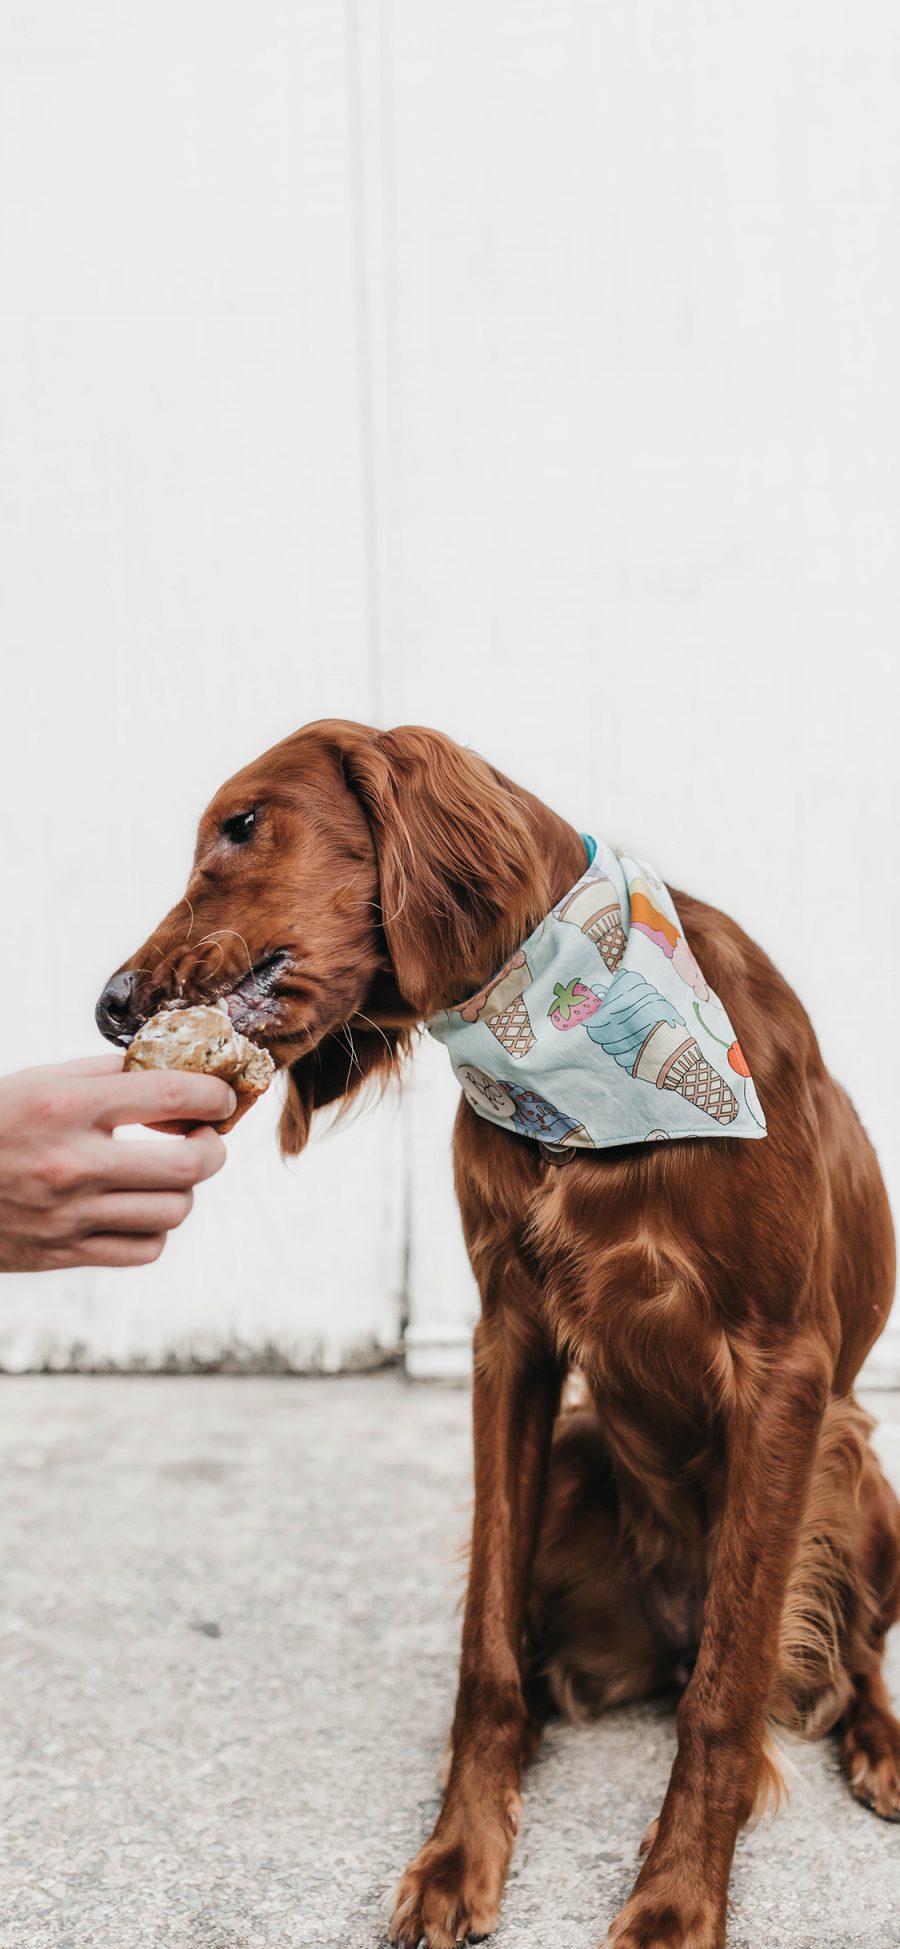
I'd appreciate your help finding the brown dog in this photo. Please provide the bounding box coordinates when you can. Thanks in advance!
[97,722,900,1949]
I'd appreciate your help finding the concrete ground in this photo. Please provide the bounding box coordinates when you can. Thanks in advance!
[0,1376,898,1949]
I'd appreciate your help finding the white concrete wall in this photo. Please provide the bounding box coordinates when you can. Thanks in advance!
[1,3,897,1377]
[0,0,406,1370]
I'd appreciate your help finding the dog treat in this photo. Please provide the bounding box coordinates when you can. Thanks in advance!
[123,1000,275,1133]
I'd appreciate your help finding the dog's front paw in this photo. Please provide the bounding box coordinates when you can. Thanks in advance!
[389,1803,518,1949]
[842,1711,900,1822]
[601,1867,724,1949]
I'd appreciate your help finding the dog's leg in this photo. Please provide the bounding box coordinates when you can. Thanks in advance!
[841,1452,900,1821]
[602,1335,831,1949]
[842,1665,900,1821]
[389,1316,560,1949]
[765,1400,900,1811]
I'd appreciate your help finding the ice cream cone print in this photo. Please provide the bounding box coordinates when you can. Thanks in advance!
[629,882,679,957]
[633,1022,739,1125]
[587,969,739,1125]
[556,877,626,973]
[490,994,534,1057]
[692,1000,765,1130]
[629,877,709,999]
[457,950,536,1057]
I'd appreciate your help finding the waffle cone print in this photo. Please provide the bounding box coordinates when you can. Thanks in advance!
[556,878,627,973]
[457,950,536,1058]
[637,1025,738,1124]
[588,970,739,1125]
[489,994,534,1057]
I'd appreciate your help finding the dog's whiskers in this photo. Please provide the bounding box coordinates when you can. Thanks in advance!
[340,1022,363,1080]
[350,1011,396,1067]
[194,928,255,979]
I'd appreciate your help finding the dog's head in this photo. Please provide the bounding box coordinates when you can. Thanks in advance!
[96,721,557,1153]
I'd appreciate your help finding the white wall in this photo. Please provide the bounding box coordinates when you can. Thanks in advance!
[1,3,897,1377]
[0,0,406,1369]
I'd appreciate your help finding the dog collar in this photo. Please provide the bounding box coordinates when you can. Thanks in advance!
[427,836,766,1151]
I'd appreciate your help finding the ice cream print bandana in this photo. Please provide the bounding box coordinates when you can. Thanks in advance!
[427,837,766,1152]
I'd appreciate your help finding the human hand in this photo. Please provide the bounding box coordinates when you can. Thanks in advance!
[0,1053,236,1272]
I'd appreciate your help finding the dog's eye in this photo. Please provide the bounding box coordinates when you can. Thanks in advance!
[222,809,257,845]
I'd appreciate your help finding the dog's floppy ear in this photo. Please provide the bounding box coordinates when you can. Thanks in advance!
[341,726,549,1016]
[279,1021,410,1158]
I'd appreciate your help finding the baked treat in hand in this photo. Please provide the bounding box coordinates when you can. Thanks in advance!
[123,1000,275,1134]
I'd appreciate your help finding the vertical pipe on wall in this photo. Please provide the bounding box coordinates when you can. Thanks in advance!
[345,1,425,1363]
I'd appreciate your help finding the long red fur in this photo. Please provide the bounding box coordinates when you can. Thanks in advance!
[103,722,900,1949]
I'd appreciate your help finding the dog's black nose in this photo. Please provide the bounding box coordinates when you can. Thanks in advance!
[95,969,141,1044]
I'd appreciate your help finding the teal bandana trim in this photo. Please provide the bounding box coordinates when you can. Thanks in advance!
[427,837,766,1151]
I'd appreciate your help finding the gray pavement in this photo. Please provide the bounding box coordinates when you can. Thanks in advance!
[0,1374,898,1949]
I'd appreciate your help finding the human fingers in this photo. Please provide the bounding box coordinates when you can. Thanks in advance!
[0,1052,125,1104]
[179,1123,230,1181]
[74,1188,194,1236]
[90,1069,237,1130]
[91,1127,228,1192]
[49,1051,127,1077]
[72,1231,169,1268]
